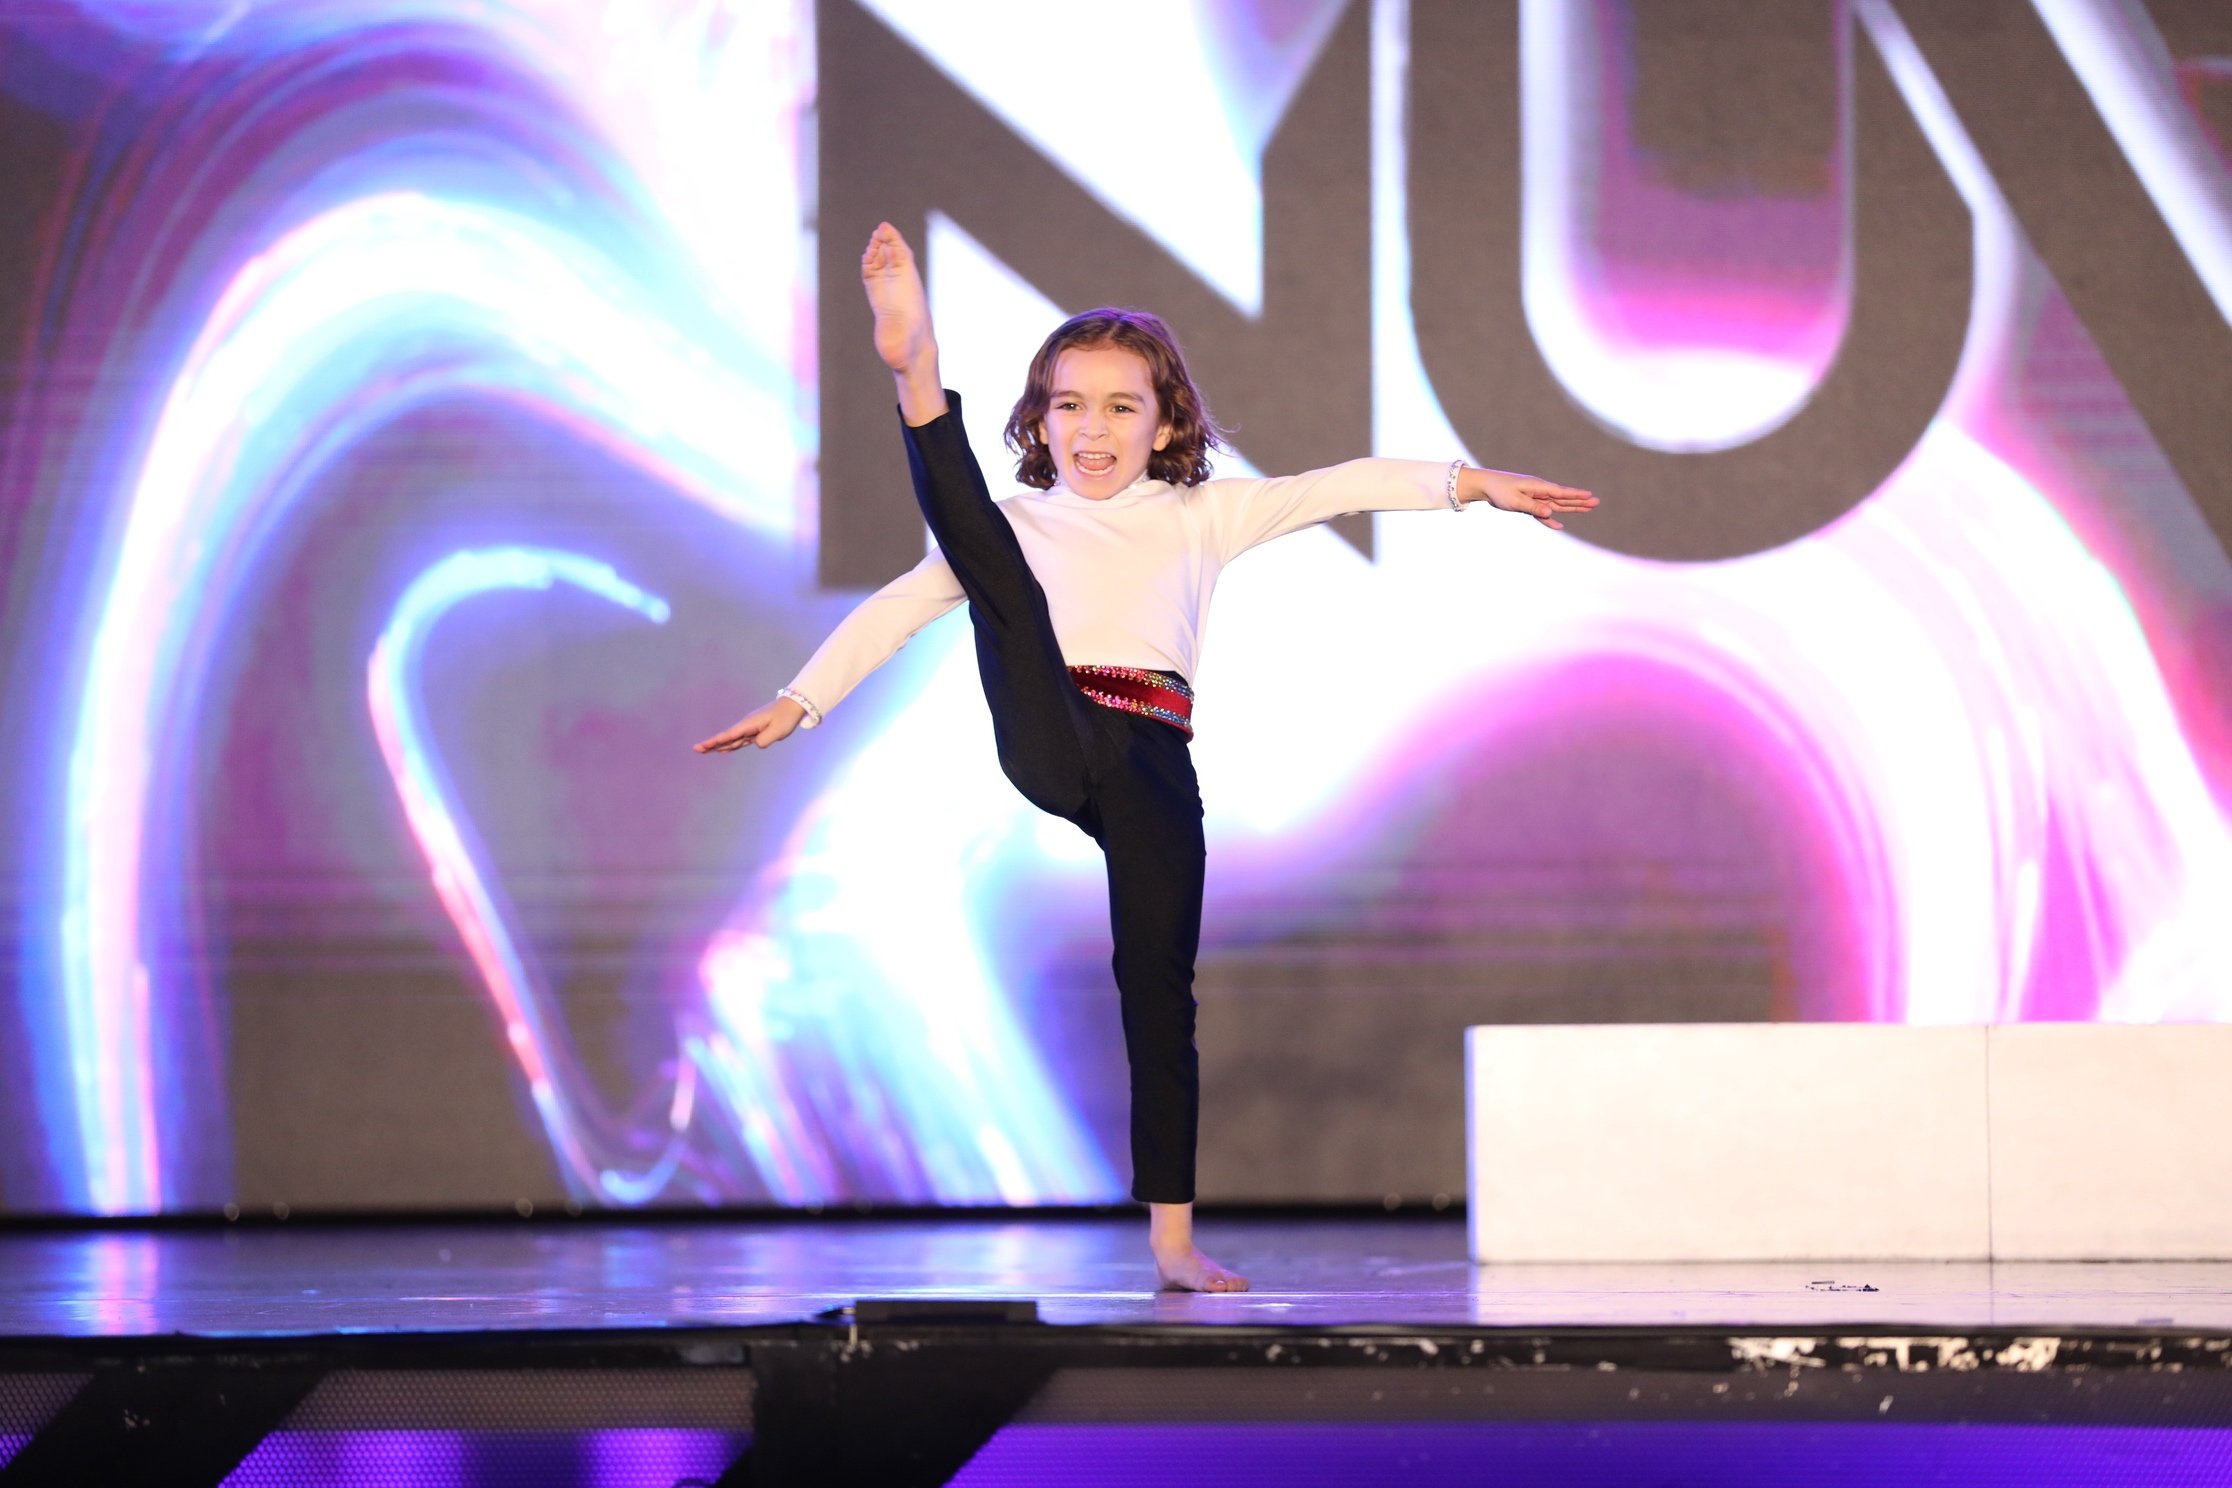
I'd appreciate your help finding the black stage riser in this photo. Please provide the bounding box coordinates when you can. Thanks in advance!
[5,1323,2232,1488]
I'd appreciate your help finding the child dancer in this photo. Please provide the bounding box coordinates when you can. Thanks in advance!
[698,224,1595,1291]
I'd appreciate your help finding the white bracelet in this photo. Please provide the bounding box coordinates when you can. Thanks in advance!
[777,687,823,729]
[1444,459,1467,511]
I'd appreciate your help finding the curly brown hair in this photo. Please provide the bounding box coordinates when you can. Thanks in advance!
[1003,308,1228,489]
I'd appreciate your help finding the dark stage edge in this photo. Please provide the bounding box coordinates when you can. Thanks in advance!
[2,1216,2231,1486]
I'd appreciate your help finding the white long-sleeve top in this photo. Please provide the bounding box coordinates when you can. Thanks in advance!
[785,457,1456,720]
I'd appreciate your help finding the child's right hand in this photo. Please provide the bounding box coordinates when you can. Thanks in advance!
[694,696,806,754]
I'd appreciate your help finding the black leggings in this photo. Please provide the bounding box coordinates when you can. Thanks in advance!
[901,397,1204,1204]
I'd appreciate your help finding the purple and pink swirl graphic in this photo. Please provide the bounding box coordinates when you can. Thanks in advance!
[2,0,2229,1215]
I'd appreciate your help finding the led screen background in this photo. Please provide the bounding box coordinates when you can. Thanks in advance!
[1,0,2228,1215]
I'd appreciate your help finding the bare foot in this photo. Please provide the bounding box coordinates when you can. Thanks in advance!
[859,222,933,374]
[1148,1201,1250,1293]
[1154,1243,1250,1293]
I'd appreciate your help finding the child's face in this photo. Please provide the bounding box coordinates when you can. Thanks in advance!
[1040,345,1173,499]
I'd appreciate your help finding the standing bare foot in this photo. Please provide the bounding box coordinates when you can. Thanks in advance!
[1154,1244,1250,1293]
[1149,1202,1250,1293]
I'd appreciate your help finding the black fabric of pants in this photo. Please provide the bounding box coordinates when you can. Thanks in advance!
[901,396,1204,1204]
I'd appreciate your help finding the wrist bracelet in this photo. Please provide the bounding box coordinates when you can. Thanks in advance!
[1444,459,1467,512]
[777,687,822,729]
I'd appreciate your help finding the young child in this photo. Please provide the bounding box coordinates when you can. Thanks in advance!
[698,223,1595,1292]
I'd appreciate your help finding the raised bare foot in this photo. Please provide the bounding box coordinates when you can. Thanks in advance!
[1154,1243,1250,1293]
[860,221,933,374]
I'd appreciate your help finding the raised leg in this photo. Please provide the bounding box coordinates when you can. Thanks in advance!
[863,222,1103,816]
[900,407,1107,818]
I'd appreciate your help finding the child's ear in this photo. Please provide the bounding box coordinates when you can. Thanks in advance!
[1153,422,1173,452]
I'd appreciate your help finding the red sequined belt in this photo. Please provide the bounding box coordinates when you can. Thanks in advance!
[1070,664,1194,738]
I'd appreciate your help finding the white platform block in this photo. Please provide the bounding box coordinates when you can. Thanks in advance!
[1465,1025,1992,1263]
[1989,1024,2232,1260]
[1467,1023,2232,1263]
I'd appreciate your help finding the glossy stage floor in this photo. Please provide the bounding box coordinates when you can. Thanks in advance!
[3,1213,2232,1485]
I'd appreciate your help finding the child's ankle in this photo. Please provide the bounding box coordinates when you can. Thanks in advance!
[1147,1202,1195,1247]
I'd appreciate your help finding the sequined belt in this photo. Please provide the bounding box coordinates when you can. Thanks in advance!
[1070,664,1194,738]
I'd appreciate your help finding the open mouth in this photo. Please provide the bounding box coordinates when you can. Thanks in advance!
[1072,451,1117,478]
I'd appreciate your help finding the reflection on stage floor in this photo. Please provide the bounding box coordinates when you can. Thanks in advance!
[4,1214,2230,1339]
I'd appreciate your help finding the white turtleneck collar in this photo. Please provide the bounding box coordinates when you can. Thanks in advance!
[1038,474,1173,510]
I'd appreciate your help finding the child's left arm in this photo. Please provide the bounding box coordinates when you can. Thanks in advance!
[1210,458,1595,560]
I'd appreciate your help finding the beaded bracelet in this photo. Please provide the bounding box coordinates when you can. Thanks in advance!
[777,686,823,729]
[1443,458,1467,512]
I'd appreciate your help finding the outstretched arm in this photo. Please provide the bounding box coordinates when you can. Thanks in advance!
[1210,458,1598,559]
[694,550,968,755]
[862,222,946,426]
[699,223,960,757]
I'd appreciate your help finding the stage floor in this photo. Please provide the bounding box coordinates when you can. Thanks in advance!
[5,1215,2230,1339]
